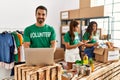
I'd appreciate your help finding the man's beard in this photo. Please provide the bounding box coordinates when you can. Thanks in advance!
[37,18,44,24]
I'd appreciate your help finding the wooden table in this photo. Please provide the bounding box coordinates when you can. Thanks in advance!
[62,60,120,80]
[78,60,120,80]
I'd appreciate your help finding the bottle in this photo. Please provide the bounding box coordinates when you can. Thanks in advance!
[89,58,94,72]
[91,64,94,72]
[83,54,88,65]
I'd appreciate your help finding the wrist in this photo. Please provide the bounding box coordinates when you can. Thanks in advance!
[76,44,78,47]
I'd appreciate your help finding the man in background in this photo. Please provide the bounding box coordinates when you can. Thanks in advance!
[23,5,56,49]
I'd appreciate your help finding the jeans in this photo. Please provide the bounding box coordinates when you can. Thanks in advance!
[84,47,95,59]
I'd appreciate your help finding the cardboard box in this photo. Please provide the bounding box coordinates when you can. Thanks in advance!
[94,48,120,63]
[61,11,69,20]
[54,48,65,62]
[80,0,91,9]
[61,25,69,34]
[69,9,80,19]
[79,6,104,18]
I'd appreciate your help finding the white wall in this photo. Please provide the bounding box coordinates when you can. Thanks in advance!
[0,0,79,47]
[0,0,79,79]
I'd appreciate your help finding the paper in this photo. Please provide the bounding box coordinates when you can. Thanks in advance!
[62,25,69,33]
[108,50,119,61]
[61,11,69,19]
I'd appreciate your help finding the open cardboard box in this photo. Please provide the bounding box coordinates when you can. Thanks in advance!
[94,47,120,63]
[54,48,65,62]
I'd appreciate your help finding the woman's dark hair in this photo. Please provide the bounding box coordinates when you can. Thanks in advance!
[35,5,47,14]
[69,20,79,42]
[86,21,98,39]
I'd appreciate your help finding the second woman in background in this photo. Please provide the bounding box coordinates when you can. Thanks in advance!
[83,21,99,59]
[64,20,84,70]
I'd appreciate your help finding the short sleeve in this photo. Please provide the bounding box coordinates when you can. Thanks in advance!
[50,27,56,41]
[83,32,89,40]
[23,27,30,42]
[64,33,70,43]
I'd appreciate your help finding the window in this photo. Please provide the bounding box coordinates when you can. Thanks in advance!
[113,13,120,21]
[113,22,120,30]
[104,5,112,16]
[114,0,120,3]
[91,0,104,7]
[105,0,113,5]
[113,3,120,12]
[91,0,120,47]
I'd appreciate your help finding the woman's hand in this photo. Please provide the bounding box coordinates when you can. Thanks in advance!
[77,42,85,47]
[94,42,99,47]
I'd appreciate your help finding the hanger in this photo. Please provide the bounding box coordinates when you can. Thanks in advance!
[2,31,8,34]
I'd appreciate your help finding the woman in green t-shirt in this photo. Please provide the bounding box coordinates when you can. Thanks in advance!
[64,20,84,70]
[83,21,99,58]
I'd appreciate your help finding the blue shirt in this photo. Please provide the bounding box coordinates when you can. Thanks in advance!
[0,33,14,63]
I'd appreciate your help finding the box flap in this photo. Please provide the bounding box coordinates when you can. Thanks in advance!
[54,48,64,60]
[94,48,104,55]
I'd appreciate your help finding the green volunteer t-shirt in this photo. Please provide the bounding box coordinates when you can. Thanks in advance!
[64,32,80,45]
[23,24,56,48]
[83,32,99,43]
